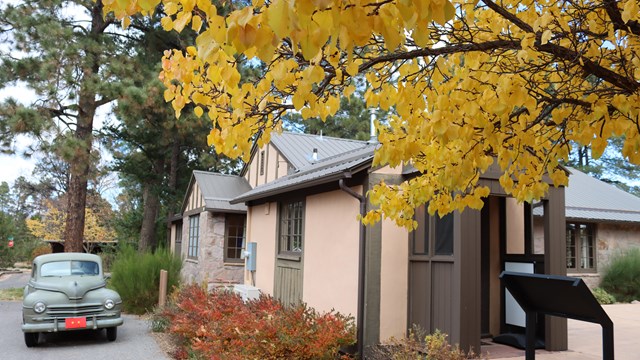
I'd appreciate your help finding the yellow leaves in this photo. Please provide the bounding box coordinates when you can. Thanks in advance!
[622,0,639,23]
[541,29,553,45]
[105,0,639,227]
[591,137,608,159]
[266,0,293,39]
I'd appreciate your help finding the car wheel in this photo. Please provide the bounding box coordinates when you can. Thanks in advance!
[24,332,39,347]
[106,327,117,342]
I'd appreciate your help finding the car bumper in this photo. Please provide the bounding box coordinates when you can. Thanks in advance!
[22,315,123,333]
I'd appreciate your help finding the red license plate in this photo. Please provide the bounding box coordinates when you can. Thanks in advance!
[65,317,87,329]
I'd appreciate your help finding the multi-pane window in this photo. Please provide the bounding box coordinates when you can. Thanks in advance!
[188,215,200,259]
[411,205,454,256]
[566,222,595,272]
[260,150,265,176]
[225,214,245,263]
[279,200,304,254]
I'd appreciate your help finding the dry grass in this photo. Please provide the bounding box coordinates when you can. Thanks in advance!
[0,287,23,301]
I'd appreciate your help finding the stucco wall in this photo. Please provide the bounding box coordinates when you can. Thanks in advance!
[534,219,640,288]
[181,212,244,287]
[245,203,277,293]
[379,218,408,341]
[303,188,361,318]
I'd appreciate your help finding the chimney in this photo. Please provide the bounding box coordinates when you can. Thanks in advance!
[368,108,378,144]
[312,148,318,161]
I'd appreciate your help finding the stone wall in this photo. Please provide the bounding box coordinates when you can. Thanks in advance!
[180,211,244,288]
[534,218,640,288]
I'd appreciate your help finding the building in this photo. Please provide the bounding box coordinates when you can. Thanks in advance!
[225,132,568,353]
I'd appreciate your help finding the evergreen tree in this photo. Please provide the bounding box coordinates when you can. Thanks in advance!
[104,14,240,251]
[0,0,137,251]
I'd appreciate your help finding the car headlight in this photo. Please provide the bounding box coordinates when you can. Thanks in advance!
[34,302,46,314]
[104,299,115,310]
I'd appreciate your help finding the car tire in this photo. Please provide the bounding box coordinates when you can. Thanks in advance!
[24,332,39,347]
[106,327,117,342]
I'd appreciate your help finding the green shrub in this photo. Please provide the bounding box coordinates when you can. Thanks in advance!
[592,287,616,304]
[601,247,640,302]
[157,284,355,360]
[109,246,182,314]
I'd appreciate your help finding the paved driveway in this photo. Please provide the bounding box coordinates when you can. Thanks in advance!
[0,301,170,360]
[0,272,170,360]
[485,303,640,359]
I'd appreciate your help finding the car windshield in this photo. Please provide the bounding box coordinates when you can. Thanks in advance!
[40,260,100,277]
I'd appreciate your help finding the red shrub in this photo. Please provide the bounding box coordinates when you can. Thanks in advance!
[160,284,355,360]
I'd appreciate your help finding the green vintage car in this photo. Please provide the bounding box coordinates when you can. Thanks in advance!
[22,252,123,347]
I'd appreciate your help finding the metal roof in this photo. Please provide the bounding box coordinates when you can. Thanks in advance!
[270,132,369,170]
[188,171,252,213]
[232,144,377,204]
[533,167,640,223]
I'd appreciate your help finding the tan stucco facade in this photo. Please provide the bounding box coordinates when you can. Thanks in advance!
[303,188,361,317]
[379,218,409,341]
[245,202,277,292]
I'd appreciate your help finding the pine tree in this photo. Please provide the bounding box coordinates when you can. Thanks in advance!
[0,0,139,251]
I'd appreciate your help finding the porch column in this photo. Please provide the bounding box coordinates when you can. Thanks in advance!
[543,186,568,350]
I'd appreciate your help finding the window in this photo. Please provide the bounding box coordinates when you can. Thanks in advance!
[175,223,182,258]
[566,222,595,272]
[188,215,200,259]
[279,200,304,255]
[411,205,454,256]
[225,214,245,263]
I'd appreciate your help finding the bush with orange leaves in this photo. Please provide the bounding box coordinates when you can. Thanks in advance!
[157,284,355,360]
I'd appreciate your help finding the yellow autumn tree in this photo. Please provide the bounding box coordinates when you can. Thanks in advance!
[27,200,115,244]
[103,0,640,228]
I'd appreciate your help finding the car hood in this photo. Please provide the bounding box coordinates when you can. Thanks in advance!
[30,277,107,300]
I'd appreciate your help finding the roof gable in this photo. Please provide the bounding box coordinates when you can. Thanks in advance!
[232,144,377,204]
[241,131,369,176]
[182,171,251,213]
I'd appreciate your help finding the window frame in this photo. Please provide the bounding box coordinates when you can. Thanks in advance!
[411,205,455,257]
[188,214,200,260]
[224,214,246,264]
[566,222,596,273]
[277,199,305,259]
[175,222,183,258]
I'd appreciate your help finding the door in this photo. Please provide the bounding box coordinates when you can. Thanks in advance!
[274,200,304,305]
[408,205,455,335]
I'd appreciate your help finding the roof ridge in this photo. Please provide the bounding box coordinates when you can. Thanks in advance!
[296,144,376,171]
[280,131,368,144]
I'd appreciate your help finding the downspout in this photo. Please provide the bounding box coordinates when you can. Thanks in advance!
[339,176,366,358]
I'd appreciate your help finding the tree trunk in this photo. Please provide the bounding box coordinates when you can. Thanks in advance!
[63,1,104,253]
[139,184,160,252]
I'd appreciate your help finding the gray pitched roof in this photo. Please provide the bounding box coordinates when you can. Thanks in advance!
[565,167,640,223]
[232,144,377,204]
[270,132,368,170]
[534,167,640,223]
[187,171,251,213]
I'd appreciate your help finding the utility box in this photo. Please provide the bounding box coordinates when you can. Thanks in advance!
[245,242,257,271]
[233,284,260,302]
